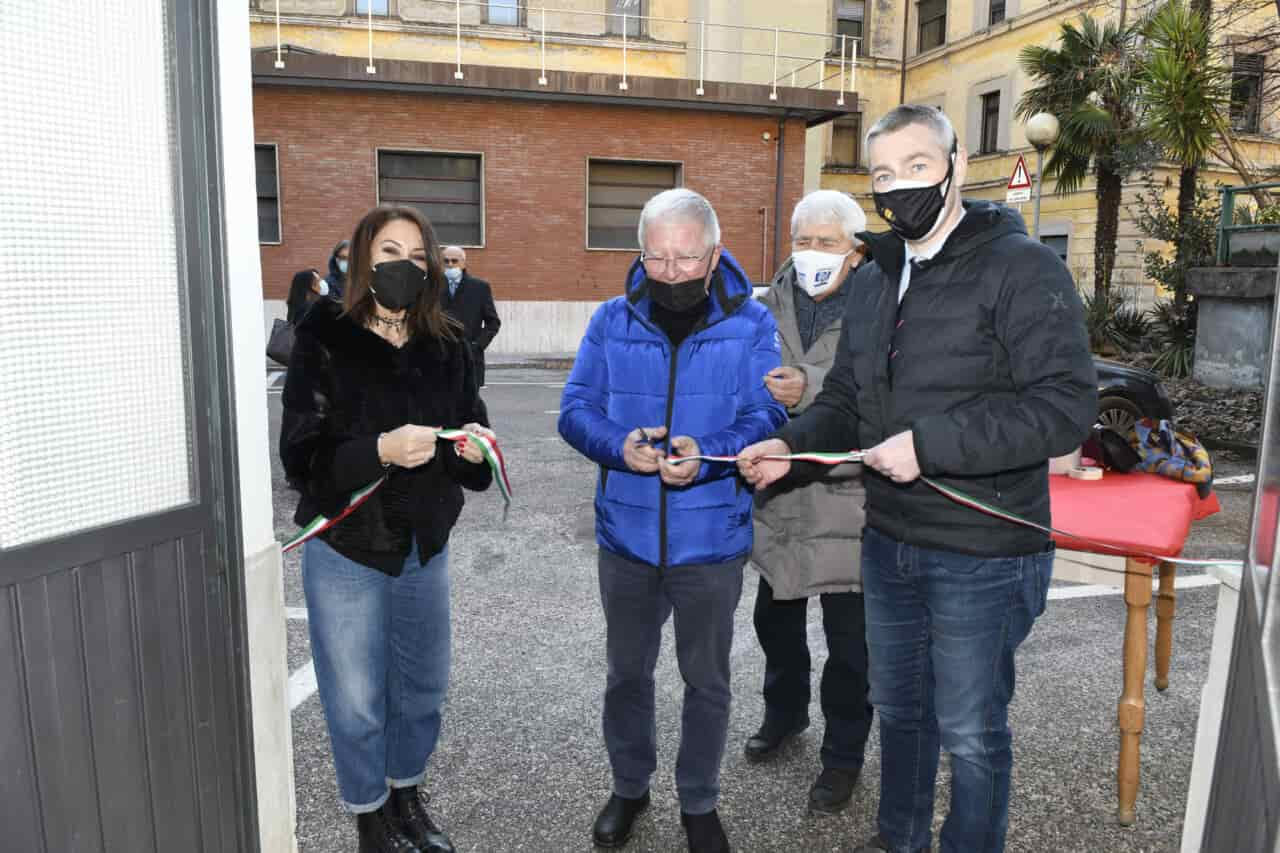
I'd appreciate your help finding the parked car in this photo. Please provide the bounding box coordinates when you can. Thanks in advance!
[1094,357,1174,435]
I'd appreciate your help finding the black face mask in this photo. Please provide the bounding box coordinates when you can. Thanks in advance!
[872,149,956,242]
[646,268,712,313]
[370,259,428,312]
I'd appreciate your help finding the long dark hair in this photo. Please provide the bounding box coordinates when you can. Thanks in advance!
[343,206,459,342]
[286,268,322,324]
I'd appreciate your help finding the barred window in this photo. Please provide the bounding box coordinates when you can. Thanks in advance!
[255,144,280,244]
[378,151,483,246]
[587,160,681,250]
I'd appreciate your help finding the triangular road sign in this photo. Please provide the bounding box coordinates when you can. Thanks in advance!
[1008,155,1032,191]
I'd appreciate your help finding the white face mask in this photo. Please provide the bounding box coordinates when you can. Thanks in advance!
[316,279,330,297]
[792,249,852,298]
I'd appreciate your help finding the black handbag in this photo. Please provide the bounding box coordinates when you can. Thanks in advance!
[267,318,295,366]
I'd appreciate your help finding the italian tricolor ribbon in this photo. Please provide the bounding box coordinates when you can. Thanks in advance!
[919,475,1241,570]
[670,451,864,465]
[675,449,1240,570]
[282,429,513,553]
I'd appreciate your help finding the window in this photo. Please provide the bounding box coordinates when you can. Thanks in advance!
[378,151,483,246]
[979,91,1000,154]
[606,0,645,37]
[988,0,1006,26]
[355,0,389,14]
[486,0,522,26]
[255,145,280,244]
[917,0,946,52]
[829,114,863,167]
[1231,53,1264,134]
[837,0,864,43]
[1041,234,1068,262]
[587,159,681,250]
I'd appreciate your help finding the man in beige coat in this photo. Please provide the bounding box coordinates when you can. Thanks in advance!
[745,190,873,815]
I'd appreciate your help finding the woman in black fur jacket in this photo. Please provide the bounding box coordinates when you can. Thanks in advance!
[281,205,491,853]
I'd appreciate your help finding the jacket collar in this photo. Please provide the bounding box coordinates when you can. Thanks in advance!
[863,199,1026,283]
[624,247,751,329]
[297,298,444,364]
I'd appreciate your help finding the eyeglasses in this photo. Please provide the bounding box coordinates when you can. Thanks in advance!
[640,248,712,275]
[442,258,463,266]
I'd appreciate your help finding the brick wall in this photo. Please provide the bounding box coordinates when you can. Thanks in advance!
[254,85,807,301]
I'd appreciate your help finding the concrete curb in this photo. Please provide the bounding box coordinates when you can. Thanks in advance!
[486,353,576,369]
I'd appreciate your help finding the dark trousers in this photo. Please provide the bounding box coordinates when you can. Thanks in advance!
[752,575,873,772]
[598,547,745,815]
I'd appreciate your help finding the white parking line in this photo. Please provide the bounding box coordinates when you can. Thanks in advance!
[289,662,318,711]
[1048,573,1219,601]
[284,573,1221,715]
[544,410,561,415]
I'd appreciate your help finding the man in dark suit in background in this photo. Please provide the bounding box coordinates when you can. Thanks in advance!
[441,245,501,390]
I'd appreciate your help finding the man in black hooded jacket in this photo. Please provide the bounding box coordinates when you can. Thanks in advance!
[740,105,1096,853]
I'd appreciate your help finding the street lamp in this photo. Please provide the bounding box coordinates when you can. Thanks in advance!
[1025,112,1060,241]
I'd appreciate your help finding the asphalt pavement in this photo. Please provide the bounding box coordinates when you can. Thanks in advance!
[268,366,1255,853]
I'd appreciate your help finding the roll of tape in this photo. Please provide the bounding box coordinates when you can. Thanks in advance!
[1069,466,1103,481]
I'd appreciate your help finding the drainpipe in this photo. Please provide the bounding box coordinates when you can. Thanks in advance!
[772,115,786,278]
[760,207,770,282]
[899,0,911,104]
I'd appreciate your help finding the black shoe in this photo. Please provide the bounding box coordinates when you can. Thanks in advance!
[388,787,454,853]
[681,809,731,853]
[357,807,420,853]
[808,767,858,814]
[743,710,809,762]
[592,791,650,848]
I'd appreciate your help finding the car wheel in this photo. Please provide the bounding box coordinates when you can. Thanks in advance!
[1097,395,1142,436]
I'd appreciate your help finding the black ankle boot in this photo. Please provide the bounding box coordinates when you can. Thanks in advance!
[592,791,650,848]
[681,809,730,853]
[743,710,809,762]
[388,787,455,853]
[356,807,420,853]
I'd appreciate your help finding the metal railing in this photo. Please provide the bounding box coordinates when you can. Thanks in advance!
[260,0,861,104]
[1217,182,1280,266]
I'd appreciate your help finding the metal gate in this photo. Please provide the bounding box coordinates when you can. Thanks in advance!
[1201,266,1280,851]
[0,2,257,851]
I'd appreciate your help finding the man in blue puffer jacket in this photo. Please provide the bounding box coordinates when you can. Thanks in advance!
[559,188,786,853]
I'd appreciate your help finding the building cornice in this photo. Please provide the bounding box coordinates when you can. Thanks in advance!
[252,51,860,127]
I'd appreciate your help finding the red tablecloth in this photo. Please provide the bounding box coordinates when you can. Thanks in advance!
[1050,471,1220,560]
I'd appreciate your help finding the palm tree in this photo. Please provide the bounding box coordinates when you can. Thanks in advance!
[1139,0,1230,306]
[1017,16,1145,300]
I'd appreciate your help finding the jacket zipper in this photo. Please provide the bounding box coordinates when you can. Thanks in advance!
[659,341,680,571]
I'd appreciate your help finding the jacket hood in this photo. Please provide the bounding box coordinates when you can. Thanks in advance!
[864,200,1028,282]
[625,247,753,326]
[327,240,349,283]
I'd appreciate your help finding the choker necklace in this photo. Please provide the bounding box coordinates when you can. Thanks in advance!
[370,312,407,330]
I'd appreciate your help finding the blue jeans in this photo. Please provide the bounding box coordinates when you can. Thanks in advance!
[303,538,451,813]
[862,527,1052,853]
[597,548,745,815]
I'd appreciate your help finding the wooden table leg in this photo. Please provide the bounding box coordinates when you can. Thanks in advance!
[1154,561,1177,691]
[1118,556,1153,827]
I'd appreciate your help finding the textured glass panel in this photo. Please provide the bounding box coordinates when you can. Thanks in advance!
[0,3,193,548]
